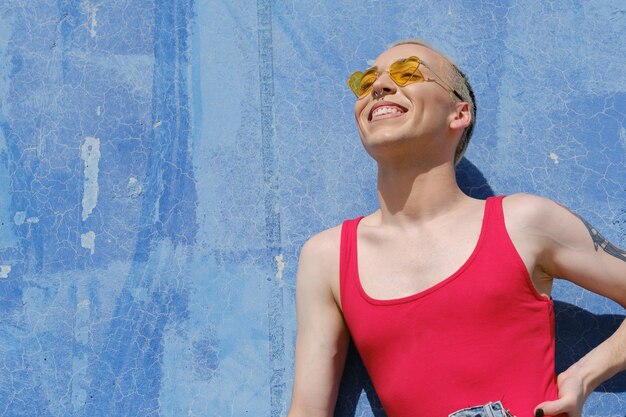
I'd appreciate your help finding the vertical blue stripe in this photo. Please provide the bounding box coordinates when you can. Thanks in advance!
[257,0,285,415]
[133,0,197,264]
[84,1,194,415]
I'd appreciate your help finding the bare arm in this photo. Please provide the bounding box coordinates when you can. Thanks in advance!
[507,194,626,417]
[287,232,350,417]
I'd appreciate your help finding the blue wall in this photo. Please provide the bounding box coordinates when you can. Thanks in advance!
[0,1,624,416]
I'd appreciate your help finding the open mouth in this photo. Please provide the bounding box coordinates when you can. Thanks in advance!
[368,102,408,122]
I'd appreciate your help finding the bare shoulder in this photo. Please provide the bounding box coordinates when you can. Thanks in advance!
[301,224,342,260]
[297,224,344,304]
[502,193,598,270]
[502,193,571,232]
[498,193,591,295]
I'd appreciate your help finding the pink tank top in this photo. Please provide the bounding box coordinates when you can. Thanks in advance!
[339,196,563,417]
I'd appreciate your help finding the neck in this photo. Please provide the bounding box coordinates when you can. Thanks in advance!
[375,158,468,227]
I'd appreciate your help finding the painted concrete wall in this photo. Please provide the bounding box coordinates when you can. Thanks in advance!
[0,1,623,416]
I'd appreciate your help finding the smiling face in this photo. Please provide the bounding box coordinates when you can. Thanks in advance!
[354,44,464,165]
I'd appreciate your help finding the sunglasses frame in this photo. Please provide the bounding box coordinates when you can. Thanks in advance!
[348,56,463,101]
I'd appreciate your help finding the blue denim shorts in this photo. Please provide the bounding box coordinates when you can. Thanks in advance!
[448,401,515,417]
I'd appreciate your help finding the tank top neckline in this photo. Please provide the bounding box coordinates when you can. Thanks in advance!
[352,196,497,306]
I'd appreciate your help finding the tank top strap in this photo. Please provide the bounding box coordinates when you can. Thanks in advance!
[339,216,364,311]
[482,195,508,241]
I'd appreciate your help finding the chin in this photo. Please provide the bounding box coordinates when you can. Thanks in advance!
[361,127,416,146]
[360,133,416,158]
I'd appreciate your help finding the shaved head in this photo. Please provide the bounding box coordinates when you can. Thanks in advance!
[389,40,476,164]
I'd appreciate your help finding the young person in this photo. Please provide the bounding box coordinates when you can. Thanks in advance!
[287,40,626,417]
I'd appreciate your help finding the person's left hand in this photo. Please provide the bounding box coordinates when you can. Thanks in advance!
[533,368,588,417]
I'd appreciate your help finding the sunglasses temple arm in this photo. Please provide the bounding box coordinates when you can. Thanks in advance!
[451,89,464,101]
[421,62,464,101]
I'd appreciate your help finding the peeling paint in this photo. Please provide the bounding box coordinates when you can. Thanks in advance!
[82,0,100,38]
[14,212,39,225]
[0,265,10,278]
[128,176,143,197]
[274,253,285,282]
[80,231,96,255]
[14,211,25,225]
[549,152,559,165]
[81,137,100,221]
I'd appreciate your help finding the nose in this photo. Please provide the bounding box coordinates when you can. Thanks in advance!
[371,70,397,99]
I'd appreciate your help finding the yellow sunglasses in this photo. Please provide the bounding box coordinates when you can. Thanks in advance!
[347,56,463,100]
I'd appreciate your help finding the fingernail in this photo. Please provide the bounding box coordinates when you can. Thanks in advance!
[534,409,544,417]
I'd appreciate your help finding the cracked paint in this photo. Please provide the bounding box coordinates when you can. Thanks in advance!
[0,1,623,417]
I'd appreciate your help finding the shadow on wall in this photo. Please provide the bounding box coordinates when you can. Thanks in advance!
[554,300,626,392]
[455,158,495,199]
[334,302,626,417]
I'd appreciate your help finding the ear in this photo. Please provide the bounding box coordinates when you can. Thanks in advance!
[449,101,471,131]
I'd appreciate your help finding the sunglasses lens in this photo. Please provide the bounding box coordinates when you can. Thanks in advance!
[357,69,378,97]
[348,56,425,98]
[348,69,377,97]
[389,57,423,86]
[348,72,364,96]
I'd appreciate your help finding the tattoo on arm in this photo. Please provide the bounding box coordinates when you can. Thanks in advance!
[577,217,626,262]
[558,203,626,263]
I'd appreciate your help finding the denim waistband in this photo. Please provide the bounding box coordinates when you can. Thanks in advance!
[448,401,515,417]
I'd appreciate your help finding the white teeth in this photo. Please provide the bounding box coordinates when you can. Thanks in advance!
[372,106,404,117]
